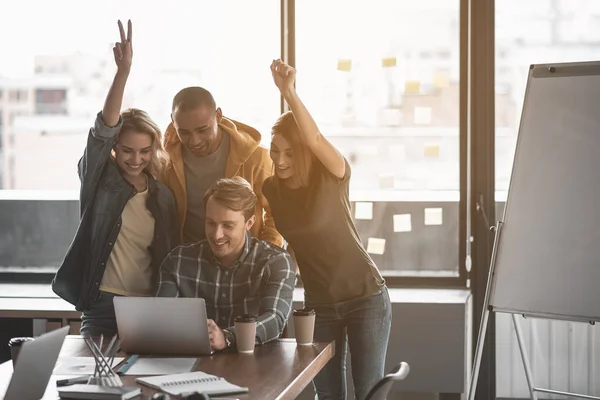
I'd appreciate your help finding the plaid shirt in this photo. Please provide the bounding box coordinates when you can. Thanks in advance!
[156,231,296,345]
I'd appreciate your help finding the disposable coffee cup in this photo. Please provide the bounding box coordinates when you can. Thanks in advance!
[293,308,316,346]
[234,314,257,354]
[8,337,34,367]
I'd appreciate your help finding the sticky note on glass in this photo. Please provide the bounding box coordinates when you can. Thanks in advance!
[378,174,394,189]
[424,208,443,225]
[405,80,420,94]
[355,202,373,220]
[414,107,432,124]
[367,238,386,255]
[382,57,397,68]
[393,214,412,232]
[424,143,440,158]
[337,59,352,72]
[389,144,407,159]
[433,71,450,88]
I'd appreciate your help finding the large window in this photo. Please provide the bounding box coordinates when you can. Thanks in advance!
[0,0,466,283]
[296,0,461,277]
[0,0,280,190]
[495,0,600,200]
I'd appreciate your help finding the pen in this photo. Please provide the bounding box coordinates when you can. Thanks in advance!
[56,375,90,387]
[117,354,139,375]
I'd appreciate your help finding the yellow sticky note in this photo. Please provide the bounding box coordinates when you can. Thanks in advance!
[393,214,412,233]
[414,107,432,124]
[367,238,386,255]
[355,202,373,220]
[405,80,420,94]
[382,57,397,68]
[424,208,443,225]
[378,174,394,189]
[424,143,440,158]
[433,71,450,88]
[337,59,352,72]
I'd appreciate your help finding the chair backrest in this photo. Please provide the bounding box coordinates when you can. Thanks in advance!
[364,362,410,400]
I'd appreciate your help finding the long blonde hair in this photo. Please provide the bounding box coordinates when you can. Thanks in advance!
[271,111,315,188]
[115,108,168,178]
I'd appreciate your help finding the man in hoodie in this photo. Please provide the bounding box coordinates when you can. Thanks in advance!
[161,87,282,246]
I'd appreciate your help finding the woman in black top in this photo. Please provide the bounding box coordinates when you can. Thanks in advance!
[52,21,179,337]
[262,59,392,400]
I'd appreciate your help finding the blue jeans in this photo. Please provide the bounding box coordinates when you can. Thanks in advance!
[80,291,121,337]
[312,286,392,400]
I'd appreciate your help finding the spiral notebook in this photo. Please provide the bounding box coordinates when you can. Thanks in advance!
[136,371,249,397]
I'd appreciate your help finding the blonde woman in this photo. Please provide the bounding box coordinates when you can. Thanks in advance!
[52,20,179,337]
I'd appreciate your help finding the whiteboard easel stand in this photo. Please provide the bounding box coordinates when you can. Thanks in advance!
[468,221,600,400]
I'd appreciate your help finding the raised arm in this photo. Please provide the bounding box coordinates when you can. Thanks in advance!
[102,19,132,127]
[78,20,133,210]
[270,59,346,179]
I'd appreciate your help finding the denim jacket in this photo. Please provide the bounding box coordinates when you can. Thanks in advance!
[52,112,179,311]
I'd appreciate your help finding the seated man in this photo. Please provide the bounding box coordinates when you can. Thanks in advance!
[156,177,296,351]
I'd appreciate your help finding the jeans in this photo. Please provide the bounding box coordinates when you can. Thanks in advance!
[80,291,121,337]
[312,286,392,400]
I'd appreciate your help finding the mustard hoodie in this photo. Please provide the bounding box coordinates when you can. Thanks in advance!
[161,117,282,247]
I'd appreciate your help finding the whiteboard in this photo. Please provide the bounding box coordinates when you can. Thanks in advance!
[490,61,600,322]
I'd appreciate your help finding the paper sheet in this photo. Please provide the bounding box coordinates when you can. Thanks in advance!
[433,71,450,88]
[367,238,386,255]
[337,59,352,72]
[393,214,412,232]
[378,174,395,189]
[414,107,432,125]
[53,356,125,375]
[424,208,443,225]
[405,81,420,94]
[389,144,407,160]
[382,57,397,68]
[424,143,440,158]
[355,202,373,220]
[122,357,198,376]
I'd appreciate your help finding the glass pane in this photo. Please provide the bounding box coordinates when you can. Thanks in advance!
[0,0,280,191]
[495,1,600,397]
[296,0,461,276]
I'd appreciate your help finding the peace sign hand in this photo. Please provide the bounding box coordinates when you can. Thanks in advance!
[113,20,133,72]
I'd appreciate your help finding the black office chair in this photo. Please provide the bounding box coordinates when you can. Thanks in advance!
[364,361,410,400]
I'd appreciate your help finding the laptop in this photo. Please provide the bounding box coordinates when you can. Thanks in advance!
[113,297,213,356]
[3,325,69,400]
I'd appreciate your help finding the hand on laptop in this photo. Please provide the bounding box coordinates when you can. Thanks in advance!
[207,319,226,351]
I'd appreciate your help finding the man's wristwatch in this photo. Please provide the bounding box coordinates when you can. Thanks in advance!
[222,329,235,349]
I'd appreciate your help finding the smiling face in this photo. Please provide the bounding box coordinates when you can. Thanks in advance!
[114,129,153,179]
[270,133,296,180]
[172,105,223,156]
[205,195,255,267]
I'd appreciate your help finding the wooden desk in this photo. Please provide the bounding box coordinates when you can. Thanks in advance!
[0,336,334,400]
